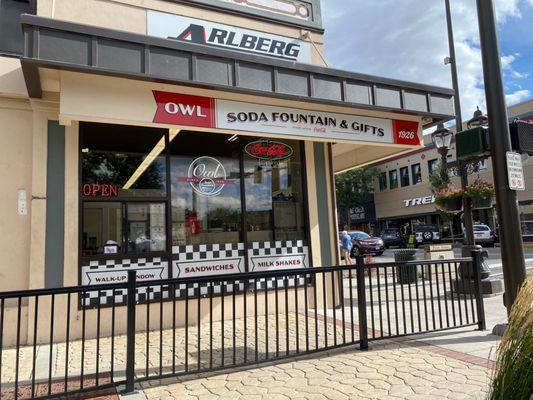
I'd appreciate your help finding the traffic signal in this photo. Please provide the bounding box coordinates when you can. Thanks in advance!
[455,126,491,161]
[510,120,533,156]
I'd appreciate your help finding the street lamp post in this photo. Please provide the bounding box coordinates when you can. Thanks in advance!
[432,124,453,172]
[476,0,527,314]
[444,0,475,250]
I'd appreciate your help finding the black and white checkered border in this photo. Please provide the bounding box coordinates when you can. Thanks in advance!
[172,243,245,259]
[81,257,168,307]
[248,240,307,257]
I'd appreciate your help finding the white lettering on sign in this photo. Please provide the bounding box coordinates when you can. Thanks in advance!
[173,258,244,278]
[404,196,435,207]
[164,102,207,118]
[147,11,312,63]
[506,151,525,191]
[249,254,307,271]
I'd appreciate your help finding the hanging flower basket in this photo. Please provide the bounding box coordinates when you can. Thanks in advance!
[435,187,464,213]
[465,179,495,210]
[471,193,493,209]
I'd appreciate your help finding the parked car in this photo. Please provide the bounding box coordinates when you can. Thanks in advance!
[348,231,385,256]
[464,224,495,247]
[380,228,406,248]
[414,224,441,248]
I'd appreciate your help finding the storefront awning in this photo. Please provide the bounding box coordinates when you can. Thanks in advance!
[20,14,455,129]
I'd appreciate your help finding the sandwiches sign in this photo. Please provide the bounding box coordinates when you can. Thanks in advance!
[153,91,421,146]
[147,11,312,63]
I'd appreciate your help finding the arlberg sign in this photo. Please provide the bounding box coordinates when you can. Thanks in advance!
[153,91,421,145]
[147,11,312,63]
[403,196,435,207]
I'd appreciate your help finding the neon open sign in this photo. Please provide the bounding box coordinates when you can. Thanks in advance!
[82,183,119,197]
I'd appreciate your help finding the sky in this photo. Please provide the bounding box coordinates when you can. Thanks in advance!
[321,0,533,123]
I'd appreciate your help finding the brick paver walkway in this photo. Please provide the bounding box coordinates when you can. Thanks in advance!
[139,337,491,400]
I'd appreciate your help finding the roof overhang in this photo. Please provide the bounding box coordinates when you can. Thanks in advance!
[20,14,455,130]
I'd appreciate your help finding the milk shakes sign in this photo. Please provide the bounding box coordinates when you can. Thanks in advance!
[153,91,421,146]
[147,11,312,63]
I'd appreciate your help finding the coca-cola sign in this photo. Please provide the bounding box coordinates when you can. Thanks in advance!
[244,140,293,162]
[185,156,229,197]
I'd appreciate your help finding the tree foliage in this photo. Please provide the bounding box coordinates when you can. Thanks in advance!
[335,167,380,228]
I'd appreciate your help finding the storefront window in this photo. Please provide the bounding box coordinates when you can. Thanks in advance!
[389,170,398,189]
[379,172,387,191]
[400,167,410,187]
[170,132,242,246]
[411,163,422,184]
[519,203,533,236]
[244,139,305,242]
[81,123,168,256]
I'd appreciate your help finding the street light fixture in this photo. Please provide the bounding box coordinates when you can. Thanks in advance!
[431,123,453,168]
[467,107,489,129]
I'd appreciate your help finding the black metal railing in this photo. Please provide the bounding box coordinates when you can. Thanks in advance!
[0,252,485,399]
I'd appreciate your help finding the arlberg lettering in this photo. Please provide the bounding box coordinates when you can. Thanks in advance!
[403,196,436,207]
[147,11,312,63]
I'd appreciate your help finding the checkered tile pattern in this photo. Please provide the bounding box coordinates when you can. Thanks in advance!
[248,240,310,290]
[81,257,169,307]
[172,243,245,298]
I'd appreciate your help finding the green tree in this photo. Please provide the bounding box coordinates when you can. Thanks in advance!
[335,167,380,229]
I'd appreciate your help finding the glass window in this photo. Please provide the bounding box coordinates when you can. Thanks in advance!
[170,132,242,246]
[83,202,122,256]
[244,139,305,242]
[379,172,387,191]
[428,159,438,175]
[400,166,410,187]
[82,202,167,255]
[81,123,167,198]
[411,163,422,184]
[0,0,33,55]
[389,170,398,189]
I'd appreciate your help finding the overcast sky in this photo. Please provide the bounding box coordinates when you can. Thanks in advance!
[321,0,533,122]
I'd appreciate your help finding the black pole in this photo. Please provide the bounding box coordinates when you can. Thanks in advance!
[475,0,526,314]
[125,270,137,393]
[444,0,475,247]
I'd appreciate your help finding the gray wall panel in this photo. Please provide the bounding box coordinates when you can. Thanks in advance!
[150,48,191,80]
[314,75,342,101]
[277,70,309,96]
[345,81,372,105]
[430,94,455,116]
[313,142,333,266]
[404,91,428,112]
[196,56,233,86]
[98,39,143,73]
[375,86,402,109]
[238,63,273,92]
[45,121,65,288]
[39,29,90,65]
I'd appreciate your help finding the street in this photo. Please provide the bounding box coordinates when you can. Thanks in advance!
[373,246,533,276]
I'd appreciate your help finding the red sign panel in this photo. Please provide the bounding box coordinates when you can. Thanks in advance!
[153,91,215,128]
[244,140,293,161]
[392,120,420,145]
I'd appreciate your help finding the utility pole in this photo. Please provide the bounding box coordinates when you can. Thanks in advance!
[444,0,475,249]
[475,0,526,314]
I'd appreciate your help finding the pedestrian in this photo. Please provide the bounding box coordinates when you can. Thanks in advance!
[340,230,353,266]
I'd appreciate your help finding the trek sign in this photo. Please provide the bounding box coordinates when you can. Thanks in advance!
[147,11,312,63]
[153,91,421,145]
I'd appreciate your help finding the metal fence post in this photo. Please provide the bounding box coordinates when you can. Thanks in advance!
[471,250,486,331]
[356,256,368,350]
[125,270,137,393]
